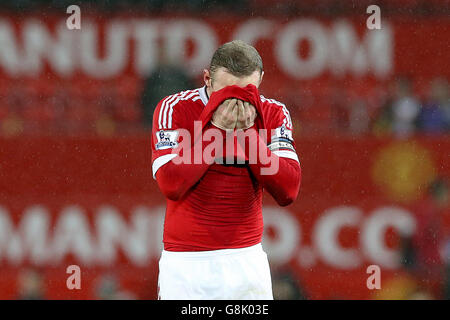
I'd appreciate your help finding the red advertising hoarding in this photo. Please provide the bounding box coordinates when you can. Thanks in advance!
[0,15,448,101]
[0,13,449,299]
[1,134,449,299]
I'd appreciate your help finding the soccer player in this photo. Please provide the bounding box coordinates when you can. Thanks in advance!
[152,40,301,300]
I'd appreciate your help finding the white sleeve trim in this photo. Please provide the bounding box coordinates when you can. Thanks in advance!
[273,150,299,163]
[152,154,177,179]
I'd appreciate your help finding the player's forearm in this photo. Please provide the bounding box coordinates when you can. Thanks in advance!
[156,160,210,201]
[243,131,301,206]
[155,136,213,201]
[252,156,301,206]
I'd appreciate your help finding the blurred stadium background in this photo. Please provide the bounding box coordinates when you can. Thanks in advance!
[0,0,449,299]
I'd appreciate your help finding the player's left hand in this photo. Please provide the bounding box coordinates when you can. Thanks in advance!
[236,100,257,130]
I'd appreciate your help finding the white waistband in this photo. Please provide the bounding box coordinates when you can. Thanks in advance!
[161,243,263,259]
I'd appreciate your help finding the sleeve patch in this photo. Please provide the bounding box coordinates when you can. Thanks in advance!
[269,125,295,152]
[271,125,293,142]
[155,130,179,150]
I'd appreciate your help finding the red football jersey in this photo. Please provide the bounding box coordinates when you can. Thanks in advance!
[151,86,299,251]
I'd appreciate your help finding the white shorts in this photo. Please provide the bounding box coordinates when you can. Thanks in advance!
[158,243,273,300]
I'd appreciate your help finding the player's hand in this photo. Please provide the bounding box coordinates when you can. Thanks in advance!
[236,101,257,130]
[211,99,238,131]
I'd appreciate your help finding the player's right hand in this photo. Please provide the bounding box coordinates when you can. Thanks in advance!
[211,98,238,130]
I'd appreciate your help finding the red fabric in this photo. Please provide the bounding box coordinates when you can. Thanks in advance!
[202,84,301,206]
[412,199,445,268]
[152,86,300,251]
[157,84,267,200]
[258,156,301,206]
[239,128,301,206]
[162,162,264,251]
[157,129,302,209]
[198,84,267,133]
[195,84,268,163]
[155,123,216,201]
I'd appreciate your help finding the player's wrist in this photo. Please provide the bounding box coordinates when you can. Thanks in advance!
[210,119,235,132]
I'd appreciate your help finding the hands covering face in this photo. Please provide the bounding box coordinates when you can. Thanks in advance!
[211,99,257,131]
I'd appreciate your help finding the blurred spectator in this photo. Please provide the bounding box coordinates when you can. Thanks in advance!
[95,273,136,300]
[400,178,450,299]
[17,269,46,300]
[331,83,350,132]
[272,269,307,300]
[348,98,370,135]
[330,83,369,135]
[417,77,450,134]
[373,77,421,137]
[372,82,396,136]
[391,77,421,137]
[140,49,196,128]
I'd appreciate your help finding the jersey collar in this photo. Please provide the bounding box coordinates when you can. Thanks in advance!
[199,86,209,106]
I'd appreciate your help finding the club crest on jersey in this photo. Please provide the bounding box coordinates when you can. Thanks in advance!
[156,130,179,150]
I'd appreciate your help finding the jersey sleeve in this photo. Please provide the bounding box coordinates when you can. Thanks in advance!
[151,94,185,179]
[265,100,300,163]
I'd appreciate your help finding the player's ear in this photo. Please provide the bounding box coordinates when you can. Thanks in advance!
[203,69,212,88]
[259,71,264,86]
